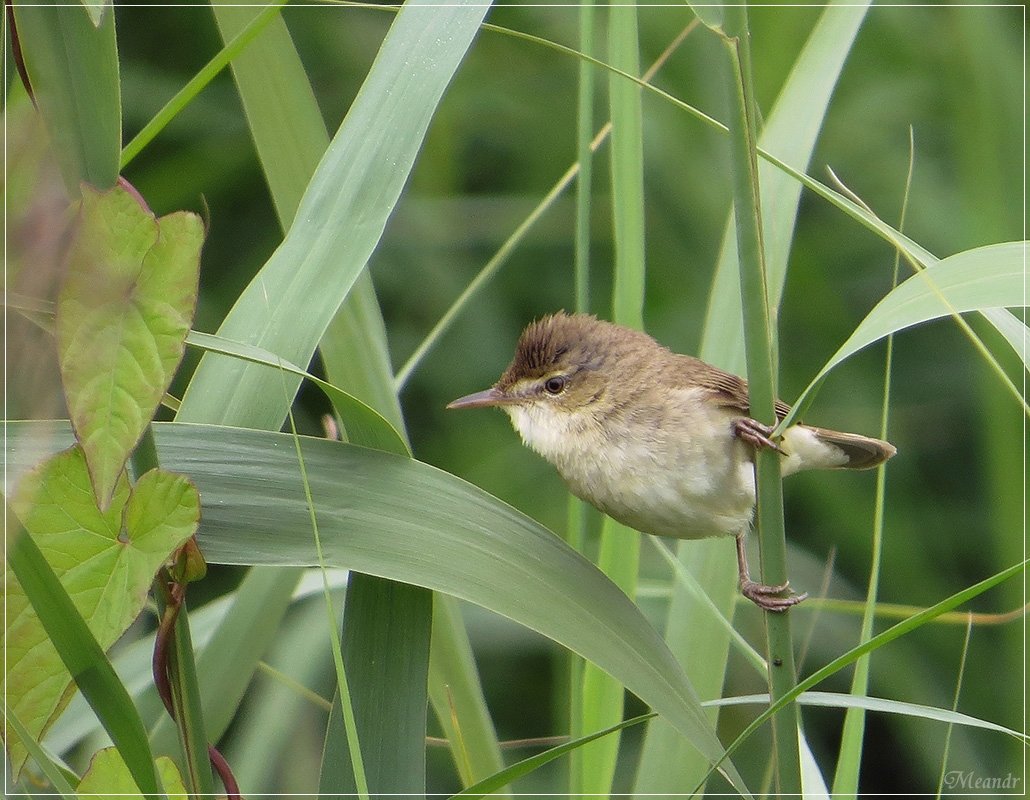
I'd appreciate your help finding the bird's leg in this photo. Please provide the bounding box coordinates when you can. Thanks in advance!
[735,531,807,612]
[733,417,785,454]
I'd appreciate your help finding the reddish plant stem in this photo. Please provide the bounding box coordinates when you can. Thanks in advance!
[152,573,242,798]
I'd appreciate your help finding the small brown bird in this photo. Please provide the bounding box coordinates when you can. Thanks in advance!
[448,312,896,611]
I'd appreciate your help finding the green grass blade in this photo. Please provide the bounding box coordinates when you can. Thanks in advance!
[11,0,120,190]
[575,3,647,796]
[164,598,214,795]
[120,0,288,169]
[832,133,910,796]
[285,405,370,800]
[935,618,974,797]
[320,576,431,796]
[607,2,645,333]
[186,330,408,456]
[456,713,656,800]
[427,596,507,789]
[5,704,78,796]
[9,421,749,794]
[693,558,1028,791]
[781,240,1028,429]
[708,691,1028,743]
[578,520,639,796]
[574,1,596,317]
[5,508,164,800]
[178,0,490,429]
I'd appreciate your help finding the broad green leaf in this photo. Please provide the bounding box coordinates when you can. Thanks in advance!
[186,331,408,456]
[79,0,111,28]
[58,185,202,508]
[78,748,186,798]
[178,0,489,429]
[4,504,164,799]
[11,1,120,190]
[980,307,1029,371]
[3,446,199,779]
[686,2,723,34]
[5,421,749,795]
[784,240,1026,427]
[207,3,491,793]
[320,577,432,796]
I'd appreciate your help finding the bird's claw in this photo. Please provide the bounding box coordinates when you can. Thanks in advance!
[734,417,785,454]
[740,579,808,612]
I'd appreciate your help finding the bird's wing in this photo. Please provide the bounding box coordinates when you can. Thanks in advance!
[683,357,792,420]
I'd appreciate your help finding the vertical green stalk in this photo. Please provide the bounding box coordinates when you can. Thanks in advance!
[566,1,595,793]
[577,1,647,796]
[607,2,646,333]
[720,5,803,796]
[574,1,596,318]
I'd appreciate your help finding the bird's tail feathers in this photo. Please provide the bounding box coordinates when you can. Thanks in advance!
[806,426,896,470]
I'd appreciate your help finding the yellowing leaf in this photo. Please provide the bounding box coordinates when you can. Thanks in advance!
[2,446,199,777]
[57,184,202,508]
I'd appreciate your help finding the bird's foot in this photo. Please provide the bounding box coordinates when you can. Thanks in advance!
[734,417,785,454]
[740,579,808,612]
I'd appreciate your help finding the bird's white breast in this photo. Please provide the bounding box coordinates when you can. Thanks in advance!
[504,388,757,539]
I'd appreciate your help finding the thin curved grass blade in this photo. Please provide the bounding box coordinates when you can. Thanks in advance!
[783,240,1026,427]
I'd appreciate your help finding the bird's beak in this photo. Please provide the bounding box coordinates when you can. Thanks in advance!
[447,387,507,410]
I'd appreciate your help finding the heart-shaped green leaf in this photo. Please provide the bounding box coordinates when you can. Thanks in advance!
[3,446,199,777]
[57,184,203,508]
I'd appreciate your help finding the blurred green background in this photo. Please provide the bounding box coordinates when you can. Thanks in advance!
[8,2,1024,794]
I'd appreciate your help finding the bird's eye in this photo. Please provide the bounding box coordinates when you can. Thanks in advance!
[544,375,567,395]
